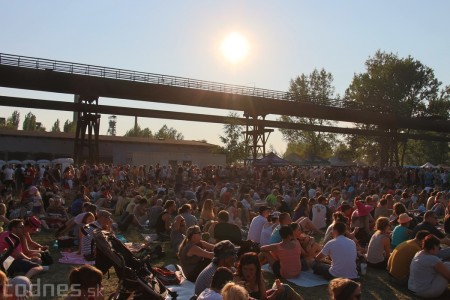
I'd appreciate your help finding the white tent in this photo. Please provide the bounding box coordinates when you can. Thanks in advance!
[421,162,437,169]
[37,159,51,166]
[22,160,36,165]
[7,160,22,165]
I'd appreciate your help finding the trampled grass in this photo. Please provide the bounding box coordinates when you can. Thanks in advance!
[32,228,449,300]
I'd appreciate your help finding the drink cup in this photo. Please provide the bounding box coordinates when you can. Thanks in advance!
[360,262,367,275]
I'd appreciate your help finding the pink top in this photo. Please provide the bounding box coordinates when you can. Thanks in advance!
[276,240,302,279]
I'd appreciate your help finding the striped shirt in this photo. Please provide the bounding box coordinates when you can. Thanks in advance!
[81,221,101,256]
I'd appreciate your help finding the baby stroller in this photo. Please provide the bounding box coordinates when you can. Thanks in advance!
[93,230,177,300]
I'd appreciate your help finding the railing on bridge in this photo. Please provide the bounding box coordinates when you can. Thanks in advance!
[0,53,357,109]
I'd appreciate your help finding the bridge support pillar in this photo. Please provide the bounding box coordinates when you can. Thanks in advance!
[74,95,100,164]
[244,113,274,164]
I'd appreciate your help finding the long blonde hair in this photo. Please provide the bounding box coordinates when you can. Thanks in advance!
[200,199,215,220]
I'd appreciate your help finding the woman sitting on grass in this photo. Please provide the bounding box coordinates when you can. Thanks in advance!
[234,252,304,300]
[366,217,391,269]
[260,225,302,279]
[408,234,450,298]
[178,225,214,282]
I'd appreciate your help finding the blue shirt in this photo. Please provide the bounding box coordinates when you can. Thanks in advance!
[269,225,282,244]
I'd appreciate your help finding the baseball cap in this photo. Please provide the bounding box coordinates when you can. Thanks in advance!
[213,240,237,259]
[97,210,112,219]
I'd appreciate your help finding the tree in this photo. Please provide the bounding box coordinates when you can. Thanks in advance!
[219,112,247,163]
[279,68,337,159]
[345,51,442,166]
[5,111,20,129]
[333,143,355,162]
[22,112,37,131]
[154,124,184,140]
[63,119,76,133]
[51,119,61,132]
[124,124,153,138]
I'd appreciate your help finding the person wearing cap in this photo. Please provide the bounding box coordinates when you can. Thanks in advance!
[20,217,49,264]
[391,213,413,249]
[350,200,374,245]
[366,217,391,269]
[194,240,237,296]
[80,210,112,260]
[247,206,270,243]
[0,219,44,278]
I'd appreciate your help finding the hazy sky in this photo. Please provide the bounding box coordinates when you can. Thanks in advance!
[1,1,450,154]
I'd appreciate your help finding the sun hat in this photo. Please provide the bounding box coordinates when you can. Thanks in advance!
[355,201,374,217]
[398,213,412,224]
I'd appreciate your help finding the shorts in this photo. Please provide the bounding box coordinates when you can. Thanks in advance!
[8,258,40,276]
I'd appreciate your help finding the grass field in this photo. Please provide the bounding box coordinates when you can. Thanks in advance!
[31,227,449,300]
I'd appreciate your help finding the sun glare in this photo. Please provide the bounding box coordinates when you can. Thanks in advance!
[221,32,249,64]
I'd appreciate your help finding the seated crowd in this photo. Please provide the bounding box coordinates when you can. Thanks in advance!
[0,162,449,299]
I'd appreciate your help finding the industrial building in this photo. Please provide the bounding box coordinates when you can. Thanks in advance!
[0,129,225,167]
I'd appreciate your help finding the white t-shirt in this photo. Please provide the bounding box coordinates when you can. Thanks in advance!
[241,199,252,210]
[247,215,268,243]
[308,188,316,198]
[311,204,327,229]
[3,168,13,181]
[197,288,223,300]
[321,235,358,279]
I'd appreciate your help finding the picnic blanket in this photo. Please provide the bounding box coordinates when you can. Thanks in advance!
[165,264,195,300]
[58,251,95,265]
[261,264,328,287]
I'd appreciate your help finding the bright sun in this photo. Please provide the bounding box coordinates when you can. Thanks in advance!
[221,32,249,64]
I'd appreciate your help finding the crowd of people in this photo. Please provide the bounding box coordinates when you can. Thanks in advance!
[0,161,449,299]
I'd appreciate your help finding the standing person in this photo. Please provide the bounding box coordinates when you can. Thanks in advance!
[194,240,237,296]
[314,222,358,280]
[366,217,391,269]
[247,206,270,243]
[408,234,450,298]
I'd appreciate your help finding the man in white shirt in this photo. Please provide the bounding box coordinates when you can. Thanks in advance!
[311,196,327,230]
[3,165,14,188]
[246,206,270,243]
[314,222,358,280]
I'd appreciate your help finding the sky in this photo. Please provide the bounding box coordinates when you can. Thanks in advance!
[1,1,450,154]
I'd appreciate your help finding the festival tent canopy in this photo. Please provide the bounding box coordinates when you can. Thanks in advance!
[254,152,290,166]
[436,164,450,170]
[421,162,437,169]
